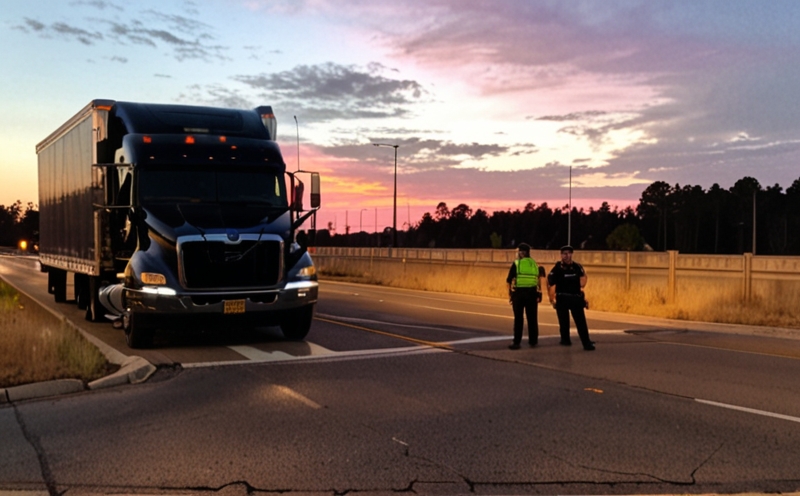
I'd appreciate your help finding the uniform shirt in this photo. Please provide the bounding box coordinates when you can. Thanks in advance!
[507,260,546,285]
[547,261,585,294]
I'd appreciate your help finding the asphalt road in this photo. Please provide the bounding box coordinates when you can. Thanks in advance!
[1,254,800,495]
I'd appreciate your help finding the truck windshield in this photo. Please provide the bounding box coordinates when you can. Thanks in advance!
[138,167,287,207]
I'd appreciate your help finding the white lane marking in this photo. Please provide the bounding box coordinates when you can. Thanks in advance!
[272,385,322,409]
[228,342,335,362]
[695,399,800,424]
[229,346,294,362]
[184,326,631,368]
[183,344,445,368]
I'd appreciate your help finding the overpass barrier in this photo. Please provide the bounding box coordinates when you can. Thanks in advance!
[311,247,800,328]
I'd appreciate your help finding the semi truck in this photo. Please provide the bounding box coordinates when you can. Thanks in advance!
[36,100,321,348]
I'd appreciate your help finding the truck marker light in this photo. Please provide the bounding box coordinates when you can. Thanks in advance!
[185,136,195,144]
[141,272,167,285]
[219,136,227,143]
[143,136,152,143]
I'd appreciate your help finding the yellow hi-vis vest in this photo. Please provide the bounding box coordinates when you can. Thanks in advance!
[514,258,539,288]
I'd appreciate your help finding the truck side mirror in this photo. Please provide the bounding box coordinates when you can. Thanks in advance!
[310,173,321,209]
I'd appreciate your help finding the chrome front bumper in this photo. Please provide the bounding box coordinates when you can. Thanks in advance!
[123,280,318,315]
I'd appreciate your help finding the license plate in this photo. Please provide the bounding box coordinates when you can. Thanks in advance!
[224,299,246,314]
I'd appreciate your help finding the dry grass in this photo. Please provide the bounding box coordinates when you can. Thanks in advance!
[0,279,115,388]
[585,278,800,329]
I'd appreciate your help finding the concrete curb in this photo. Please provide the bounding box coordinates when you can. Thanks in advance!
[0,356,156,403]
[1,379,84,403]
[89,355,156,390]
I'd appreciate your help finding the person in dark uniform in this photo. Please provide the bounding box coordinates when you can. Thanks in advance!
[506,243,546,349]
[547,245,595,351]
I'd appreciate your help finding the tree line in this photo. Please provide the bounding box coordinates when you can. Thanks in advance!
[0,201,38,249]
[315,175,800,255]
[6,175,800,255]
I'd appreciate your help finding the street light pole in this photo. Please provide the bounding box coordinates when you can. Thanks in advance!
[753,189,757,255]
[372,143,399,248]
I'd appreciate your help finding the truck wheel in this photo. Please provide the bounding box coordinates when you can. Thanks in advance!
[280,305,314,341]
[49,269,67,303]
[84,277,107,322]
[75,274,89,310]
[125,312,154,349]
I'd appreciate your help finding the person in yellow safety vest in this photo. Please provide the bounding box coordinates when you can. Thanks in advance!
[506,242,547,349]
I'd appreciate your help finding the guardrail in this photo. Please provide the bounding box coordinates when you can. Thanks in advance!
[311,247,800,305]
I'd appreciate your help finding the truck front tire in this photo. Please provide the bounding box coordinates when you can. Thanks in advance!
[280,304,314,341]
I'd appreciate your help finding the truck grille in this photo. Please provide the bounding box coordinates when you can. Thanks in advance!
[180,238,282,289]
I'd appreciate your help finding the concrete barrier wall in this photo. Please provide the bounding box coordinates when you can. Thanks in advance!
[312,247,800,327]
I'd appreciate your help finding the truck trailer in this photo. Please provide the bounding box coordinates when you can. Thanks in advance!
[36,100,321,348]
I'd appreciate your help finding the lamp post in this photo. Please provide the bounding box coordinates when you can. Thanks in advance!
[372,143,399,247]
[752,189,757,255]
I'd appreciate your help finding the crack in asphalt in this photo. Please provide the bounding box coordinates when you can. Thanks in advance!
[12,403,59,496]
[690,441,725,482]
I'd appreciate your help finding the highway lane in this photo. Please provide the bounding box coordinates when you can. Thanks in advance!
[0,254,646,366]
[3,327,800,494]
[3,253,800,421]
[2,254,800,493]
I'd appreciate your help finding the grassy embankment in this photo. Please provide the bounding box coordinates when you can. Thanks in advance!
[0,279,114,388]
[587,278,800,329]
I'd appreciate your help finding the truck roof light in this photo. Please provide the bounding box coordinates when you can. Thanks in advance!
[185,136,195,144]
[143,136,152,143]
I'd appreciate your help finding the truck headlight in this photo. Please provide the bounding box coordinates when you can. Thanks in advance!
[297,266,316,278]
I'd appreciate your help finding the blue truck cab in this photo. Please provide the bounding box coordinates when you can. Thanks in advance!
[36,100,321,348]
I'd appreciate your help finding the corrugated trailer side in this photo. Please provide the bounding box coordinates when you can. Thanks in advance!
[36,102,106,276]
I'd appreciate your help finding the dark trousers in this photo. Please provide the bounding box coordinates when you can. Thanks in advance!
[511,288,539,344]
[555,294,591,346]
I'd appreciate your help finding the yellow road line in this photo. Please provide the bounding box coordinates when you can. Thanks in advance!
[315,316,453,351]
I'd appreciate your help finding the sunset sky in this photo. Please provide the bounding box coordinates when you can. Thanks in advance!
[2,1,800,234]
